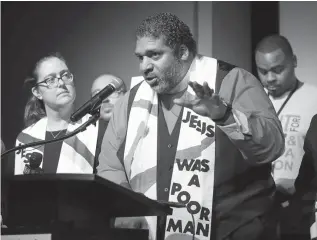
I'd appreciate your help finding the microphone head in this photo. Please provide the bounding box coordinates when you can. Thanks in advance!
[70,76,125,123]
[110,77,124,90]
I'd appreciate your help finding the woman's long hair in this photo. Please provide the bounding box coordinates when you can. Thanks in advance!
[23,92,46,128]
[23,53,66,128]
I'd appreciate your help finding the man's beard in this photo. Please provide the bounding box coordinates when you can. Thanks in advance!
[153,60,184,94]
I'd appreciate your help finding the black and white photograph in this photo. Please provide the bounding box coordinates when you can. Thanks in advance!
[1,1,317,240]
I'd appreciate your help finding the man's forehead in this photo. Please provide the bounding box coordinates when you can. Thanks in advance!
[135,36,167,52]
[256,48,286,66]
[92,75,115,88]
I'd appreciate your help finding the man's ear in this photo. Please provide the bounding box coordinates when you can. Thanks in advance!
[32,87,43,100]
[179,44,190,61]
[293,55,297,68]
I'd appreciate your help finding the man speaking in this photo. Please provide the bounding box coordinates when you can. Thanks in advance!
[98,13,284,240]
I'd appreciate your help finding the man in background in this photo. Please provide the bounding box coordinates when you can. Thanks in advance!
[91,74,127,171]
[255,34,317,239]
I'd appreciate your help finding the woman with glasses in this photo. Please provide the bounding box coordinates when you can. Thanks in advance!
[14,53,98,175]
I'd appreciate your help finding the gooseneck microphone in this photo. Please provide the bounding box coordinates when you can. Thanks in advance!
[70,78,123,122]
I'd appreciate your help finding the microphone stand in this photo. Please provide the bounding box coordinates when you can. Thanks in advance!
[1,112,100,158]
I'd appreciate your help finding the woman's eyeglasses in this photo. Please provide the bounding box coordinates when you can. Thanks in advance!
[35,71,74,89]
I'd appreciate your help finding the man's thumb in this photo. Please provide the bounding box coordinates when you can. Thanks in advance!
[173,98,191,108]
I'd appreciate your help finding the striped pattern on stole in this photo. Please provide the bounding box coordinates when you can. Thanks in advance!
[14,114,98,174]
[124,56,219,240]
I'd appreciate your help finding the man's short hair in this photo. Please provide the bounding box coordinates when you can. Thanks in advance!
[255,34,294,57]
[136,12,197,56]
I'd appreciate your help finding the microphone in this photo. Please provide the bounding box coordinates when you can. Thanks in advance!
[70,78,123,122]
[23,152,44,174]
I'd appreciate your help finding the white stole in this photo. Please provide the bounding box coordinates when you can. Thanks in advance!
[15,114,98,174]
[125,56,218,240]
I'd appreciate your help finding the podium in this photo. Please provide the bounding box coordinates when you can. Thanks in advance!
[1,174,172,240]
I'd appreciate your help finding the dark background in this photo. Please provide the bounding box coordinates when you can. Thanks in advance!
[1,2,278,149]
[2,2,98,147]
